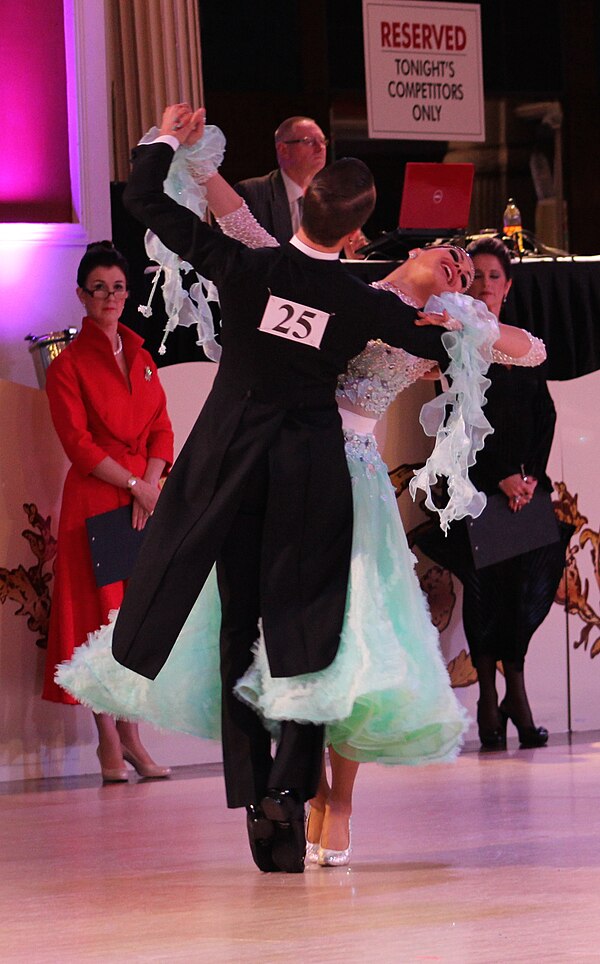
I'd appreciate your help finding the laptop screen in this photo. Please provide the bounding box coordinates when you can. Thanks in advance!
[398,163,474,232]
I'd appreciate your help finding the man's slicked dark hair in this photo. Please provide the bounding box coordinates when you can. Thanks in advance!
[301,158,376,247]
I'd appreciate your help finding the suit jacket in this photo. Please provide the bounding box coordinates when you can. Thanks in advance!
[117,141,451,682]
[234,168,293,244]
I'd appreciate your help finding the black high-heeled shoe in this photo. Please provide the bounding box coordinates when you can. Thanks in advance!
[477,701,507,751]
[499,701,549,749]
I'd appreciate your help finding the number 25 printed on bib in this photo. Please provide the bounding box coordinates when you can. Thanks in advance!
[258,293,332,349]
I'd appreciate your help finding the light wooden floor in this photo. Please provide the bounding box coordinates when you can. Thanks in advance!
[3,736,600,963]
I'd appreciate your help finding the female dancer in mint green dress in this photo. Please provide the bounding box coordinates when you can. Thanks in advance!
[57,111,546,865]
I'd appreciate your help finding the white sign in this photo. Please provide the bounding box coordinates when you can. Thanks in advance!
[363,0,485,141]
[258,294,331,350]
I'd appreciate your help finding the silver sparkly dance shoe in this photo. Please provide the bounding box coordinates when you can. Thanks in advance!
[305,808,321,864]
[317,820,352,867]
[306,841,320,864]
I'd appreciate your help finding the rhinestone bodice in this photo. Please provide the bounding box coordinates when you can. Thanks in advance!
[337,341,434,418]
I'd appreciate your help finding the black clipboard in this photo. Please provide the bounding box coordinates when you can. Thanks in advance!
[86,504,150,587]
[466,488,560,570]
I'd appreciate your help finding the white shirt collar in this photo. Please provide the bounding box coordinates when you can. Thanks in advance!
[289,235,340,260]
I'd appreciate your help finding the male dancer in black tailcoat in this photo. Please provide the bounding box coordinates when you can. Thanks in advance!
[115,105,453,873]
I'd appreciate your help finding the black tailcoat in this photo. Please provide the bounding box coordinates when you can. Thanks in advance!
[115,142,451,682]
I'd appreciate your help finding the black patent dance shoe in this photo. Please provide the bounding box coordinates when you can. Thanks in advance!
[261,789,306,874]
[477,701,507,751]
[499,701,549,749]
[246,804,280,873]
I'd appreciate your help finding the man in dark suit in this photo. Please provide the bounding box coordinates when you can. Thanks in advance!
[234,116,328,243]
[118,106,453,873]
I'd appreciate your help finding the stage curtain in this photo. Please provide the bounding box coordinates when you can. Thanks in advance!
[106,0,204,181]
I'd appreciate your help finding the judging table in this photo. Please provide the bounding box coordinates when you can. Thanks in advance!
[503,256,600,380]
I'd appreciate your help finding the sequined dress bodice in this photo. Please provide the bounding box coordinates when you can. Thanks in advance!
[336,341,433,418]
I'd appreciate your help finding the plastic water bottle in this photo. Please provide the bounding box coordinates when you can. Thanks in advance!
[503,198,523,251]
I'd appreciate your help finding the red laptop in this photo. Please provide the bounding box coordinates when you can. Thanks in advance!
[398,162,475,235]
[356,162,474,257]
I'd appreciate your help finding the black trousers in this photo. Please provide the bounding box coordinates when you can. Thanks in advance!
[216,449,324,809]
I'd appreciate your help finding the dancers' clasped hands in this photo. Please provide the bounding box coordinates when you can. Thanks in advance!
[160,103,206,145]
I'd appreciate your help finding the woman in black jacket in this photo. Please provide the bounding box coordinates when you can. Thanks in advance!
[457,237,568,749]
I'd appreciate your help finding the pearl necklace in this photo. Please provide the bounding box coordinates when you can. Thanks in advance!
[114,333,123,356]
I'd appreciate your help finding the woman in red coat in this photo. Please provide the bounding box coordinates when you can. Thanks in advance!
[43,242,174,781]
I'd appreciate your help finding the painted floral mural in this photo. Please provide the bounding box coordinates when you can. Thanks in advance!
[0,503,56,648]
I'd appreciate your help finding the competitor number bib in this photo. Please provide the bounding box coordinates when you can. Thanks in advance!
[259,293,331,349]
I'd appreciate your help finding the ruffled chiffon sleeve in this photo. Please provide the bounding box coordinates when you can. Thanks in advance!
[136,125,227,360]
[409,291,501,532]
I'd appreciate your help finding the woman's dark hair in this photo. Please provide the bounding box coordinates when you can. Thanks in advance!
[76,240,130,288]
[302,158,376,247]
[466,236,512,280]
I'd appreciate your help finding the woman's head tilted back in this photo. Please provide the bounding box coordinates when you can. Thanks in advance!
[423,243,474,293]
[76,240,130,289]
[302,158,376,247]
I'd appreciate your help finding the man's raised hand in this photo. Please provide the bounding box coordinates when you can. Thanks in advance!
[159,104,205,145]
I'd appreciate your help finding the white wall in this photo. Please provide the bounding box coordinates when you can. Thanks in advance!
[0,364,220,783]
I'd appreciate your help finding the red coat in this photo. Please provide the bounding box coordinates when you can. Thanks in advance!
[42,318,174,703]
